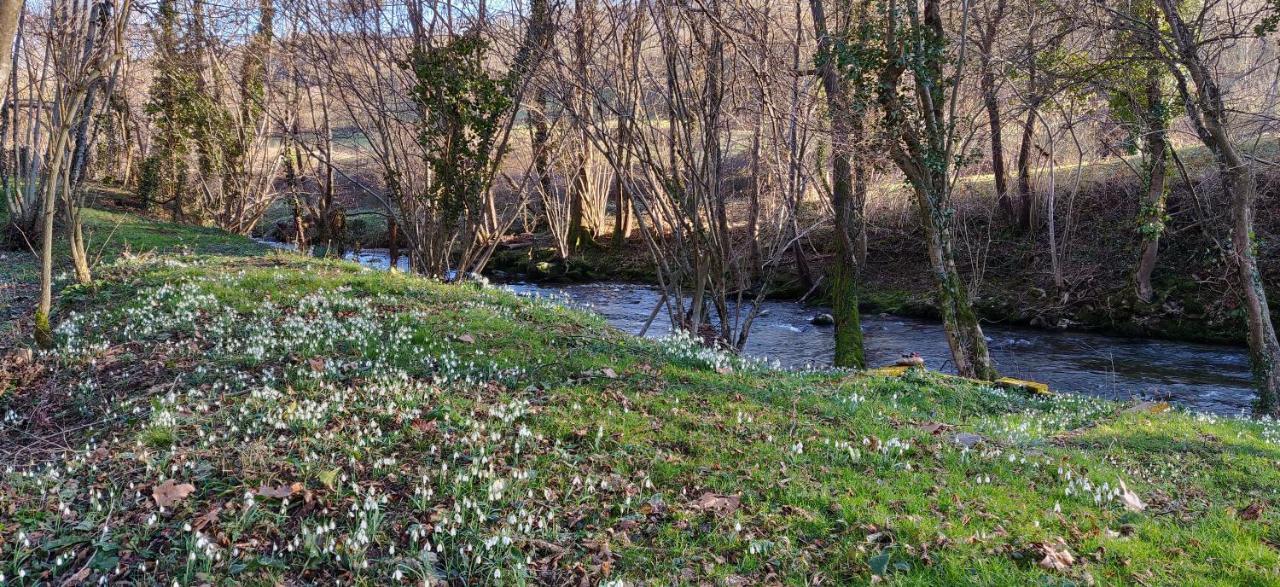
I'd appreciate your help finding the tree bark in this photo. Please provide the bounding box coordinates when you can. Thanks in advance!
[0,0,21,109]
[1015,105,1037,231]
[1133,120,1167,303]
[977,0,1011,221]
[566,0,592,252]
[810,0,865,368]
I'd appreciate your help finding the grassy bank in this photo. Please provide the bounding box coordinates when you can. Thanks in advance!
[1,214,1278,585]
[0,208,264,350]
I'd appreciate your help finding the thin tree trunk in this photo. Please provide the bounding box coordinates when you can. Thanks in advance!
[983,71,1011,220]
[747,119,763,280]
[0,0,22,108]
[1016,106,1037,231]
[1133,131,1167,302]
[388,218,399,270]
[1134,75,1169,302]
[978,0,1010,220]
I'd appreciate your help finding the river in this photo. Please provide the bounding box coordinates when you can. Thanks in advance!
[293,244,1259,415]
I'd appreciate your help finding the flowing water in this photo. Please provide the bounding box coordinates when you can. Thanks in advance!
[281,243,1258,415]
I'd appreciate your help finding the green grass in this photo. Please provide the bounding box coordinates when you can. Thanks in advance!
[1,208,266,348]
[1,213,1278,585]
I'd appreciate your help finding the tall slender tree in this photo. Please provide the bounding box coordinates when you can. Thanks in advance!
[1149,0,1280,415]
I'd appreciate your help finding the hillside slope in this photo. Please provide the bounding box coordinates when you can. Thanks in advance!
[0,216,1278,584]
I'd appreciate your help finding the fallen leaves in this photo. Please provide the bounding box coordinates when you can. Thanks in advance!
[918,422,952,435]
[192,505,223,531]
[1239,501,1266,521]
[411,418,439,434]
[1036,539,1075,573]
[1118,481,1146,512]
[152,479,196,508]
[690,492,740,515]
[255,482,303,499]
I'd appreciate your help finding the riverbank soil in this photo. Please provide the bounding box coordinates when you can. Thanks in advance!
[2,211,1279,584]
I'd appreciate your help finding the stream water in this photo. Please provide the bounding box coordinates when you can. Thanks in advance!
[285,244,1258,415]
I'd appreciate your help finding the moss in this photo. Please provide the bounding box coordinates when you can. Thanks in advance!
[32,309,52,349]
[994,377,1052,396]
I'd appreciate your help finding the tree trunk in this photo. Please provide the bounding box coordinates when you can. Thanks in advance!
[388,218,399,271]
[0,0,21,108]
[810,0,865,368]
[747,119,763,280]
[1133,124,1168,303]
[35,131,72,348]
[977,0,1010,221]
[68,202,91,284]
[830,150,865,369]
[919,184,998,380]
[1015,106,1036,231]
[983,69,1011,221]
[566,0,592,252]
[1133,70,1169,303]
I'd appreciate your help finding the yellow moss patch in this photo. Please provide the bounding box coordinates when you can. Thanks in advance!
[864,366,910,378]
[994,377,1052,396]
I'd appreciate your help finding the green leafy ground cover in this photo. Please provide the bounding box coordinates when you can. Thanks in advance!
[0,215,1278,585]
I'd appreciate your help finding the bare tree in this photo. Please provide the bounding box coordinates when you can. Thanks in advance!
[1147,0,1280,415]
[32,0,130,345]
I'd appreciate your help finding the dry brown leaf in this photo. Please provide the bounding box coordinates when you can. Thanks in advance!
[153,479,196,508]
[458,334,476,344]
[60,565,91,586]
[690,492,740,515]
[601,367,618,379]
[192,505,223,531]
[256,482,303,499]
[1118,481,1146,512]
[1239,501,1266,521]
[307,358,325,372]
[411,419,439,434]
[919,422,950,435]
[1037,540,1075,572]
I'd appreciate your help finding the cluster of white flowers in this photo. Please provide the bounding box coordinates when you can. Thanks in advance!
[0,259,586,584]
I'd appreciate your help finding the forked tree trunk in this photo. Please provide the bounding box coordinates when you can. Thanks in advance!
[878,0,997,380]
[919,183,998,380]
[68,204,91,284]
